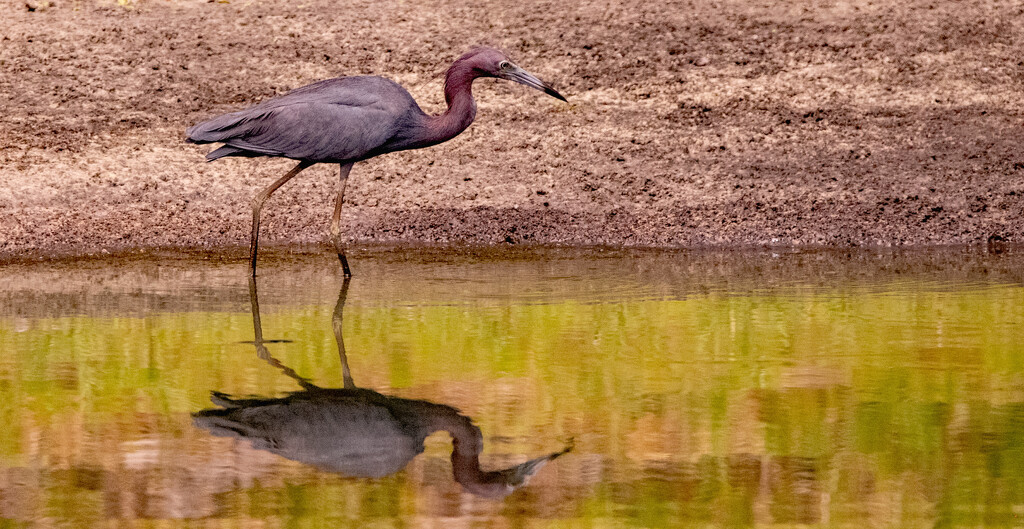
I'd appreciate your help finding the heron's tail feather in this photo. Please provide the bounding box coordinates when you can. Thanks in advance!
[205,145,252,161]
[187,109,278,161]
[186,109,270,143]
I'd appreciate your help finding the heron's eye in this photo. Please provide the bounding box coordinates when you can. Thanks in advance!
[499,61,510,70]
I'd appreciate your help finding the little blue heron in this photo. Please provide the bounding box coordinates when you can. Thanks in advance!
[186,46,567,277]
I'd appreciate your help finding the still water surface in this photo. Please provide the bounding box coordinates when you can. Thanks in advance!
[0,247,1022,527]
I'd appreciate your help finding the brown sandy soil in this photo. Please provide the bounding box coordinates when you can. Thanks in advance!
[1,0,1023,259]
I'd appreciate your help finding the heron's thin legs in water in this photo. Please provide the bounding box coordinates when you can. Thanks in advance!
[331,163,354,278]
[332,276,355,389]
[250,160,314,277]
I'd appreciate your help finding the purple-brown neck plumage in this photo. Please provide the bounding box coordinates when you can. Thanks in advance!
[423,53,482,144]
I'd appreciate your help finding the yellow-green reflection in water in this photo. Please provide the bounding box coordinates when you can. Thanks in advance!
[0,247,1022,527]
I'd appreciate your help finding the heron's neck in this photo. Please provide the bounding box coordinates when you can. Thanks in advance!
[424,61,479,144]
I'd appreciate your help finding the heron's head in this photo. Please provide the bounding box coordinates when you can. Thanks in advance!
[461,47,567,102]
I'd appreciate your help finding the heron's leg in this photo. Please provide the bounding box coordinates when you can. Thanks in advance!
[249,160,314,277]
[332,276,355,389]
[330,162,354,278]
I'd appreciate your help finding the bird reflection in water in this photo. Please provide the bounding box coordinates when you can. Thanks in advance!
[193,278,570,499]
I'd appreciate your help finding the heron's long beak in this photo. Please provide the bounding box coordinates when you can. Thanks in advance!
[501,64,567,102]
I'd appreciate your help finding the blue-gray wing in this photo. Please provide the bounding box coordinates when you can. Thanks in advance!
[187,77,420,163]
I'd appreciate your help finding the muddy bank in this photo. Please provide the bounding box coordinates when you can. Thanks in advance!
[1,0,1023,258]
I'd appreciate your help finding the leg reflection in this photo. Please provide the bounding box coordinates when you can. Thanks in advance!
[332,276,355,389]
[247,276,317,390]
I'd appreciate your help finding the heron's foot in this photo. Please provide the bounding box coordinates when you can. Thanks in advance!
[330,226,352,277]
[338,252,352,278]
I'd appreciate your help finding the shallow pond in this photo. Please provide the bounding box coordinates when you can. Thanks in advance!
[1,247,1022,527]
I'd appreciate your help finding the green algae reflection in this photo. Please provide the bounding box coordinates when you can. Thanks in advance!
[0,248,1022,527]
